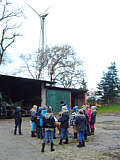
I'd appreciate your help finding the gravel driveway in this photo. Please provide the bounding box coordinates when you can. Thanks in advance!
[0,113,120,160]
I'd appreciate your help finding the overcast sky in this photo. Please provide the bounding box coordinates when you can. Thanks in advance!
[1,0,120,90]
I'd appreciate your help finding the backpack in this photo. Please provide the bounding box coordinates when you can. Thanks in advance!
[43,114,55,128]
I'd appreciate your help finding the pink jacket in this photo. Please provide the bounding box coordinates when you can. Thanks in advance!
[86,108,91,123]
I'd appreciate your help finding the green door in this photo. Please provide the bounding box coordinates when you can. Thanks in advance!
[46,89,70,112]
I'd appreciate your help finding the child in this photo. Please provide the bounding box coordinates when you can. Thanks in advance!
[58,105,69,145]
[14,106,22,135]
[70,106,78,139]
[82,107,90,140]
[75,109,86,147]
[40,106,47,138]
[90,106,97,135]
[60,101,69,112]
[86,105,92,136]
[86,105,91,123]
[41,106,56,152]
[36,106,43,138]
[30,105,37,137]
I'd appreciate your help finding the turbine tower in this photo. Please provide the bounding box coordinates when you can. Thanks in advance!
[40,13,48,51]
[24,1,50,51]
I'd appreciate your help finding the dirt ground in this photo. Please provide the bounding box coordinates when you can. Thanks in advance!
[0,113,120,160]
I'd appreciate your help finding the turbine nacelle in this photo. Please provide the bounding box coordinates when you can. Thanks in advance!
[40,13,48,20]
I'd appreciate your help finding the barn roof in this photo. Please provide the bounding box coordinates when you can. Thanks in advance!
[0,74,54,102]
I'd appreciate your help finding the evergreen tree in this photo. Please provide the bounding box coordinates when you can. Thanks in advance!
[97,62,120,104]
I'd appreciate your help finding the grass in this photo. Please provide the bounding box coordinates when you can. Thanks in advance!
[97,104,120,113]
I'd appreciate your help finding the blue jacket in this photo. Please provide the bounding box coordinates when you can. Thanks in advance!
[40,109,47,126]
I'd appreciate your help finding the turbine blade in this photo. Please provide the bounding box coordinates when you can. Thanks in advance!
[23,0,40,17]
[44,4,52,12]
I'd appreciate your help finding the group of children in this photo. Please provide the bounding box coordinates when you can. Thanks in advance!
[30,103,97,152]
[14,103,97,153]
[70,105,97,147]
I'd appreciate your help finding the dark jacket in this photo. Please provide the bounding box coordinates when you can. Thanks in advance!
[83,110,89,124]
[90,111,96,125]
[30,110,37,122]
[75,115,86,132]
[14,107,22,124]
[58,112,69,129]
[83,109,91,135]
[43,113,56,128]
[36,111,41,126]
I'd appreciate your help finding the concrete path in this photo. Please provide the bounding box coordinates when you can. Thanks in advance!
[0,119,50,160]
[0,113,120,160]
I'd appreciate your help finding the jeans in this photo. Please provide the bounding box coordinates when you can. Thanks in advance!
[60,128,68,140]
[14,120,22,134]
[31,121,36,131]
[43,130,54,144]
[78,131,84,142]
[36,125,42,138]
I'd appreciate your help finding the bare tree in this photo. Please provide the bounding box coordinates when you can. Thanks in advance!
[20,45,85,88]
[20,48,50,80]
[54,59,85,88]
[47,45,85,88]
[0,2,23,65]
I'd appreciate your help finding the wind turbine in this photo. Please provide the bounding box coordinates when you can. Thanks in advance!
[23,0,51,51]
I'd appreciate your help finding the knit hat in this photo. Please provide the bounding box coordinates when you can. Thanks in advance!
[47,106,52,113]
[72,106,78,112]
[16,106,21,111]
[62,105,68,110]
[91,106,97,110]
[38,107,43,112]
[91,106,97,111]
